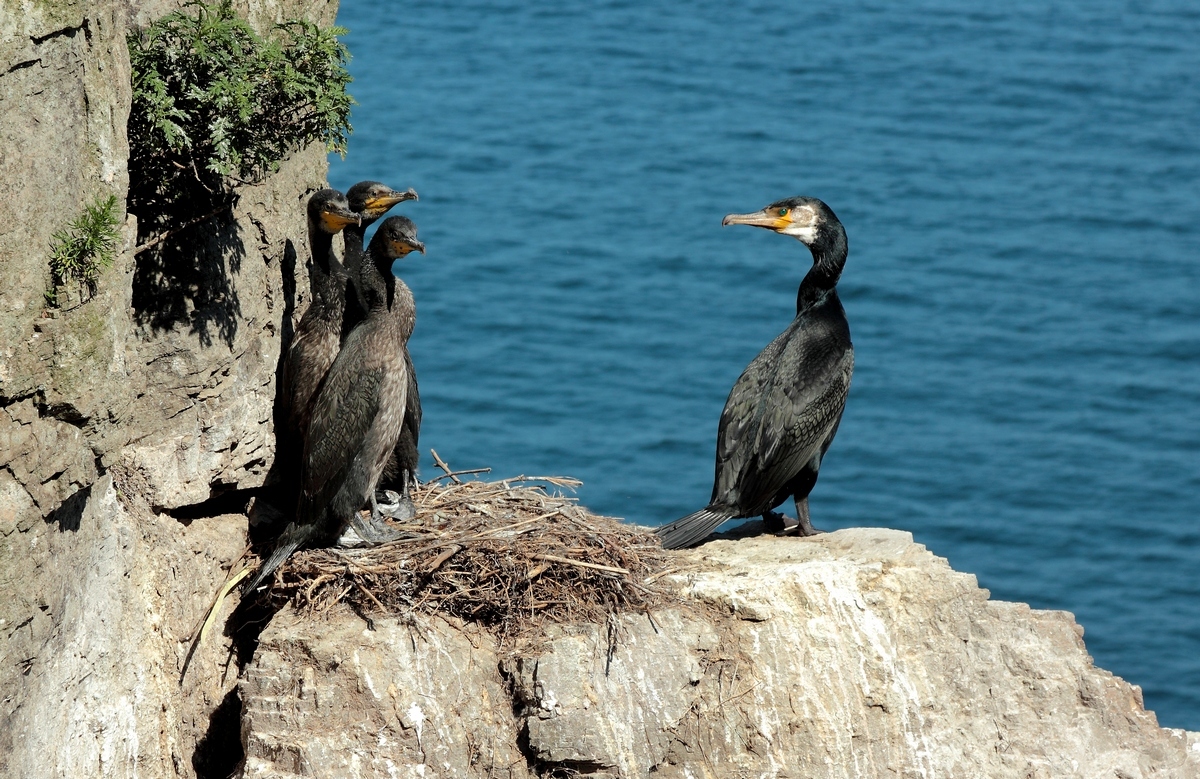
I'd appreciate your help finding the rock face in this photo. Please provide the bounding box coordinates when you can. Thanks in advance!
[1,1,336,777]
[0,0,131,388]
[0,476,247,779]
[242,611,530,777]
[1,0,338,513]
[240,530,1200,779]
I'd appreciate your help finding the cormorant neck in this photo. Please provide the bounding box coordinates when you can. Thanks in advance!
[307,220,346,313]
[343,222,370,316]
[307,220,339,274]
[360,252,395,312]
[344,224,366,265]
[796,225,848,312]
[343,214,382,272]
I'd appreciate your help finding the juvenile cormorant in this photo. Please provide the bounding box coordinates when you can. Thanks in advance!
[655,197,854,550]
[279,189,360,459]
[247,216,426,591]
[342,181,418,337]
[342,182,423,514]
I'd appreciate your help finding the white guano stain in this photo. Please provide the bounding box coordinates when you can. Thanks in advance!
[406,703,425,745]
[539,686,559,714]
[353,650,381,700]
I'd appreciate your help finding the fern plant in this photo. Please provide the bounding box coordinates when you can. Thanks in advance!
[46,195,121,306]
[127,1,353,224]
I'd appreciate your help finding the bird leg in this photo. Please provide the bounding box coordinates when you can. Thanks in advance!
[345,492,408,545]
[762,497,823,537]
[791,496,823,537]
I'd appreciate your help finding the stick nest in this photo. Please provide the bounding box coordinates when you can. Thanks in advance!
[261,474,670,637]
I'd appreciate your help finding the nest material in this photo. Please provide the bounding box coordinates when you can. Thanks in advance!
[262,474,671,637]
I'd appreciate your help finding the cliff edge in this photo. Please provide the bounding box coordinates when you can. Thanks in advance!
[240,526,1200,778]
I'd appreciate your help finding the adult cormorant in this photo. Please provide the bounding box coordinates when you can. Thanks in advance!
[342,182,423,515]
[655,197,854,550]
[247,216,426,592]
[279,189,360,458]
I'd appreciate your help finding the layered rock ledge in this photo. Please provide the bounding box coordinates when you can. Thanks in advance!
[241,527,1200,778]
[4,454,1197,779]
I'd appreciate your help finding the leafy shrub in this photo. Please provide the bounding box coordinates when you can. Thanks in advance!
[47,195,121,306]
[127,0,353,220]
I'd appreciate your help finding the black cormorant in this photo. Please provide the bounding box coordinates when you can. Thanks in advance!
[279,189,360,461]
[655,197,854,550]
[342,182,423,515]
[247,216,426,592]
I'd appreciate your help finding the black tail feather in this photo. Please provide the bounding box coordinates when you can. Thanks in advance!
[242,522,316,595]
[655,507,736,550]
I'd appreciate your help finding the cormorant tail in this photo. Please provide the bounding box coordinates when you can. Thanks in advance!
[242,522,315,595]
[655,507,736,550]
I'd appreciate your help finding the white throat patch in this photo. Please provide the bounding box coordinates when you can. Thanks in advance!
[783,223,818,244]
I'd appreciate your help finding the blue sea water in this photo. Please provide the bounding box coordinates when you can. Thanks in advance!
[328,1,1200,729]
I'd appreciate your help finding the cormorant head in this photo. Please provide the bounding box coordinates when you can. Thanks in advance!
[307,188,360,234]
[722,196,843,249]
[347,181,418,223]
[370,215,426,260]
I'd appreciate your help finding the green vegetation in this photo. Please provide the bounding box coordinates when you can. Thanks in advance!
[46,195,121,306]
[127,1,353,218]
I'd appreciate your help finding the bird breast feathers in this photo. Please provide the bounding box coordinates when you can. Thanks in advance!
[718,333,853,467]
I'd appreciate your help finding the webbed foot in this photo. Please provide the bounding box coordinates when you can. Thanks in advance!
[762,506,824,538]
[337,492,411,548]
[375,489,416,521]
[762,510,791,533]
[344,512,407,546]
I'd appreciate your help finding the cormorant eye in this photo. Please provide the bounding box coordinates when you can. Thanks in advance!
[778,208,789,217]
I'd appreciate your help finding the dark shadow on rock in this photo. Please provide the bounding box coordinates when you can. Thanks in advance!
[225,232,303,673]
[278,238,299,360]
[710,517,771,542]
[168,487,258,522]
[191,687,244,779]
[514,722,612,778]
[131,200,244,348]
[250,236,301,546]
[228,584,288,670]
[46,484,92,532]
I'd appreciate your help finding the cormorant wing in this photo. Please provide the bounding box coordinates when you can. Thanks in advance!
[298,335,407,529]
[404,350,421,448]
[712,316,853,514]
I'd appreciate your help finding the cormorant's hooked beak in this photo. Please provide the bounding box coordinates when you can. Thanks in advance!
[391,237,426,256]
[365,188,419,214]
[322,208,361,231]
[722,208,791,231]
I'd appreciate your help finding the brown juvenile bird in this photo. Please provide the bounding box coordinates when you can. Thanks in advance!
[341,181,422,518]
[247,216,425,591]
[278,189,360,465]
[656,197,854,549]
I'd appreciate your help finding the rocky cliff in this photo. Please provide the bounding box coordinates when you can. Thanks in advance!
[239,528,1200,779]
[1,0,333,776]
[1,2,1197,778]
